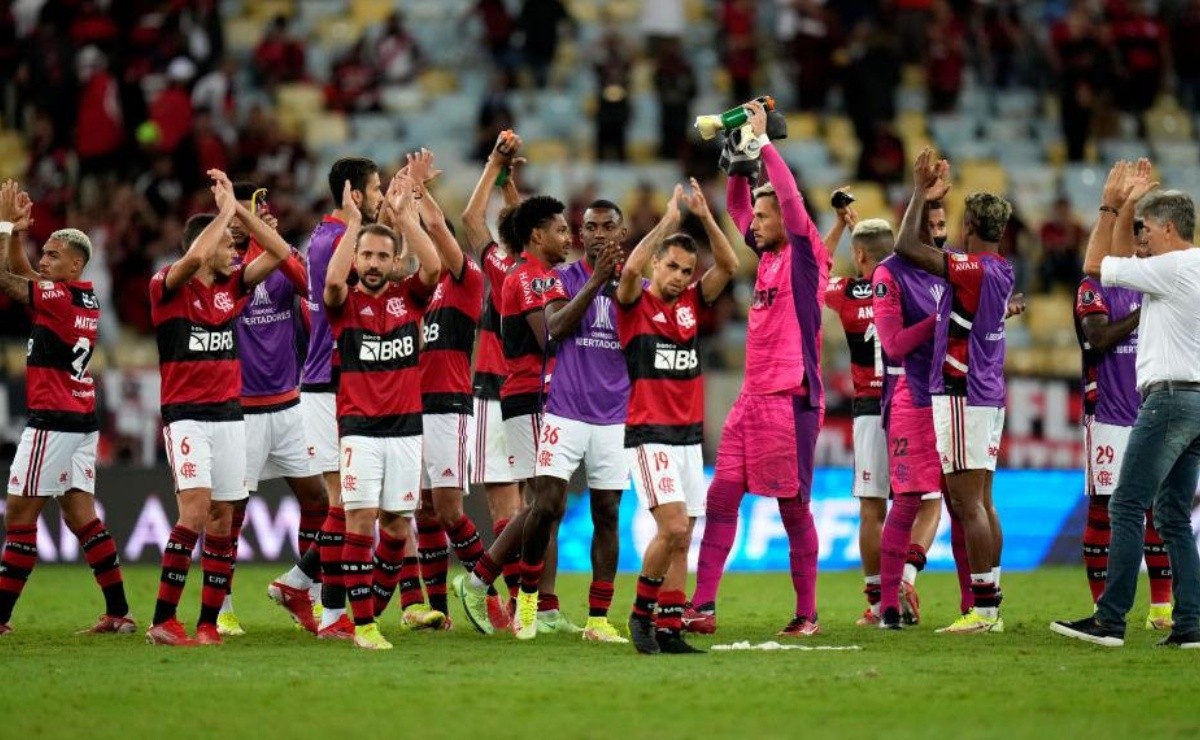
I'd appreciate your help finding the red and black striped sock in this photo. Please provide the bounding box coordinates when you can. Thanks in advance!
[471,551,502,586]
[537,592,558,612]
[298,502,328,557]
[318,507,346,610]
[632,575,663,619]
[398,556,424,609]
[447,515,484,572]
[153,526,199,626]
[519,559,543,596]
[1144,511,1173,605]
[494,519,520,600]
[198,534,233,627]
[224,506,246,599]
[970,579,1000,609]
[1083,498,1111,604]
[73,518,128,617]
[864,580,882,607]
[371,529,406,617]
[418,521,450,614]
[588,580,614,618]
[905,543,928,573]
[657,590,686,635]
[343,532,375,626]
[0,525,38,624]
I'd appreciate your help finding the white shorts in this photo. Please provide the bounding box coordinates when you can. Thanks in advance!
[852,414,890,499]
[245,404,315,488]
[1084,416,1132,497]
[422,413,474,490]
[534,414,629,490]
[340,435,422,513]
[163,419,248,501]
[932,396,1005,474]
[7,428,98,497]
[470,397,514,485]
[627,443,706,517]
[301,392,339,474]
[503,413,542,482]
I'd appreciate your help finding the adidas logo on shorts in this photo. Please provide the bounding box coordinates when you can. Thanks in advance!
[441,468,454,478]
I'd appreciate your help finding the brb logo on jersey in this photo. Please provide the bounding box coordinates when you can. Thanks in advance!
[359,333,415,362]
[188,327,234,352]
[213,292,235,312]
[675,305,696,329]
[386,297,407,318]
[654,342,698,372]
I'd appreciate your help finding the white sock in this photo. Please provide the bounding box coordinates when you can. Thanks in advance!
[281,566,313,590]
[864,575,881,586]
[219,594,234,614]
[308,582,321,602]
[319,607,345,630]
[902,564,918,585]
[976,605,998,619]
[992,566,1002,589]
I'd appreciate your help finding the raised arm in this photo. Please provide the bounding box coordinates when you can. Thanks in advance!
[684,177,739,304]
[617,185,682,306]
[165,170,236,292]
[234,183,292,287]
[324,181,363,310]
[751,104,812,237]
[1114,158,1156,260]
[822,194,857,256]
[545,242,621,341]
[462,131,522,255]
[0,181,37,282]
[894,148,951,277]
[391,174,441,289]
[408,149,464,279]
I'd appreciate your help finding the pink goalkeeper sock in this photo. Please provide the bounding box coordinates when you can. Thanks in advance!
[879,494,921,615]
[691,478,745,608]
[779,496,819,620]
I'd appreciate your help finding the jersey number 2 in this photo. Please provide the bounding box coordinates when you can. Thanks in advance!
[70,337,94,381]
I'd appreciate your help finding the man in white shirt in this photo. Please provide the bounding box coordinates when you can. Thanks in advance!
[1052,159,1200,649]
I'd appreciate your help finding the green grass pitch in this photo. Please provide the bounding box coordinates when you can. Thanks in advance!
[0,565,1197,739]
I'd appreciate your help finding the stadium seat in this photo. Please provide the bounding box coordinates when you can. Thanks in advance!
[380,84,425,114]
[993,139,1046,170]
[1146,105,1193,141]
[1152,139,1200,167]
[1007,165,1059,224]
[303,113,349,150]
[823,115,860,168]
[929,113,977,151]
[247,0,295,20]
[1097,138,1150,163]
[351,0,393,25]
[783,113,820,140]
[314,16,363,51]
[1025,294,1076,348]
[994,89,1039,120]
[275,82,325,117]
[1061,164,1108,215]
[958,160,1008,197]
[224,16,264,54]
[896,110,927,141]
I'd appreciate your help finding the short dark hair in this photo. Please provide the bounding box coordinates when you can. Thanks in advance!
[927,200,945,210]
[584,199,624,222]
[182,214,218,252]
[328,157,378,203]
[356,223,400,255]
[514,195,566,249]
[498,205,520,253]
[233,181,259,202]
[656,232,698,257]
[964,192,1012,243]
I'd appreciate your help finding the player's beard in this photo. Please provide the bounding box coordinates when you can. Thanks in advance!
[360,271,386,292]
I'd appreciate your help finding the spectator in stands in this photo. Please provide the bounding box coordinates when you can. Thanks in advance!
[1110,0,1168,134]
[925,0,967,113]
[721,0,758,105]
[179,0,224,72]
[842,18,901,149]
[1000,200,1034,295]
[894,0,933,63]
[191,57,238,146]
[1049,2,1114,161]
[253,14,305,88]
[192,109,230,179]
[375,11,423,87]
[1173,0,1200,112]
[75,46,125,182]
[977,0,1026,90]
[329,39,382,113]
[856,121,906,185]
[466,0,517,80]
[1038,195,1086,292]
[18,20,77,152]
[653,38,697,161]
[135,155,184,219]
[148,57,195,156]
[593,28,632,162]
[640,0,685,47]
[518,0,572,88]
[472,71,515,161]
[789,0,842,112]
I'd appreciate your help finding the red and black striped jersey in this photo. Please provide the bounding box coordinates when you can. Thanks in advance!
[24,279,100,432]
[499,252,565,418]
[420,259,484,414]
[825,276,883,415]
[473,241,515,400]
[617,283,710,447]
[328,277,432,437]
[150,266,251,424]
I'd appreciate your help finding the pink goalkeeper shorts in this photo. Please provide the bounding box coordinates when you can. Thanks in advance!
[886,381,942,497]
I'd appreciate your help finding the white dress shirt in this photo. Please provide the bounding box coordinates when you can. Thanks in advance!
[1102,248,1200,392]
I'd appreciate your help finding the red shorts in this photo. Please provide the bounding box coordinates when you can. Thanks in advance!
[713,393,821,499]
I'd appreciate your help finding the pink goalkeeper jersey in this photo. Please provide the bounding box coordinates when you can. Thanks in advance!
[728,144,831,406]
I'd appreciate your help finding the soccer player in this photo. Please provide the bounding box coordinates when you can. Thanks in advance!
[454,194,573,636]
[324,176,440,650]
[218,181,327,636]
[892,149,1013,634]
[1074,160,1173,629]
[460,132,525,627]
[620,181,738,654]
[0,180,132,636]
[688,100,831,636]
[147,170,292,646]
[284,157,384,640]
[524,198,630,642]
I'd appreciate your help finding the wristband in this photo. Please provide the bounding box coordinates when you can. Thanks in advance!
[1099,206,1119,216]
[494,167,509,187]
[0,221,12,235]
[756,133,771,149]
